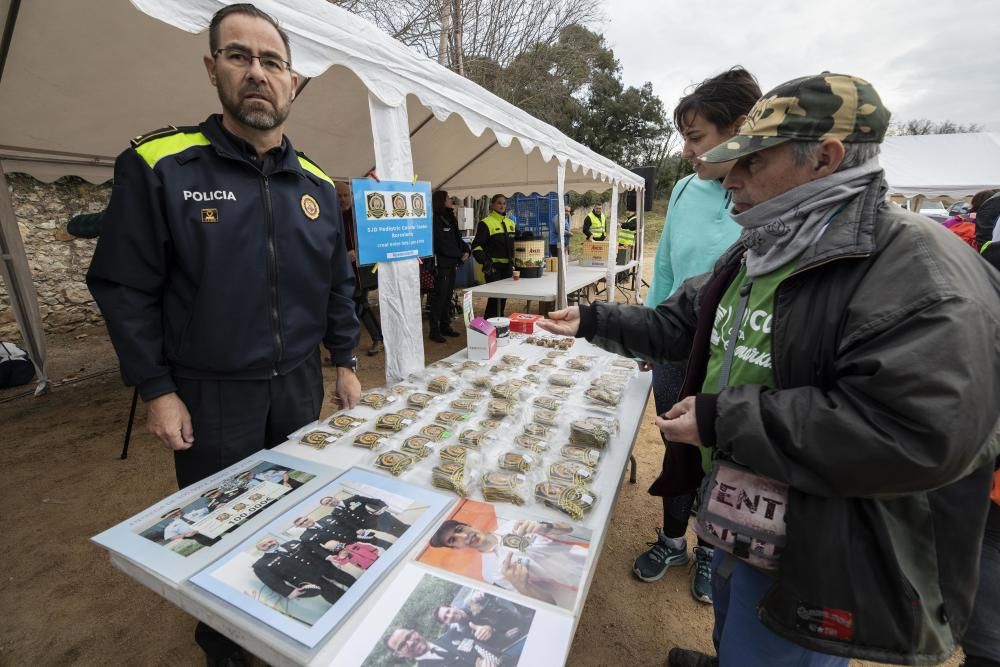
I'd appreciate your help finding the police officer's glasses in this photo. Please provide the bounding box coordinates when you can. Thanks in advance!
[214,47,290,74]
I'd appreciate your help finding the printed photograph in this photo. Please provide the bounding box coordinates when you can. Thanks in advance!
[363,574,535,667]
[417,499,592,610]
[133,461,315,557]
[191,469,453,647]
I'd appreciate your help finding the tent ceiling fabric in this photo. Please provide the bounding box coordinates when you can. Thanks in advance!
[0,0,642,195]
[881,132,1000,199]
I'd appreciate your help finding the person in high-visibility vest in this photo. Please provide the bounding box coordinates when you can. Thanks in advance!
[583,204,606,241]
[619,209,637,246]
[471,194,516,319]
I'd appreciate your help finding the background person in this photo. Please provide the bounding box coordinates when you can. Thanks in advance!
[540,73,1000,667]
[472,194,516,319]
[429,189,471,342]
[337,180,384,357]
[634,67,761,607]
[549,205,572,257]
[582,203,606,241]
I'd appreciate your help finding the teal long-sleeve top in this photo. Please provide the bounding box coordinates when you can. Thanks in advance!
[645,175,742,307]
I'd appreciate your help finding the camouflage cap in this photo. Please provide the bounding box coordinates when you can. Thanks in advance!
[700,72,891,163]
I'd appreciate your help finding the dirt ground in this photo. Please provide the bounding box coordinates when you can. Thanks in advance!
[0,253,963,666]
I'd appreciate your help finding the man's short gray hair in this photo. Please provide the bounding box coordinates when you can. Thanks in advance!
[791,141,881,171]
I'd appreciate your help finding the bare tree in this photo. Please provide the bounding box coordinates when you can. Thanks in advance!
[328,0,600,84]
[888,118,984,136]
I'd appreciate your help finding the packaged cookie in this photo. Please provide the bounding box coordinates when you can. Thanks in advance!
[460,389,485,401]
[439,445,469,464]
[501,354,525,366]
[549,372,578,388]
[569,417,619,449]
[360,391,392,410]
[353,431,387,450]
[491,363,514,374]
[458,429,487,449]
[611,358,639,370]
[591,375,627,392]
[564,358,593,372]
[545,350,566,358]
[299,430,339,449]
[533,408,559,427]
[522,422,550,438]
[549,388,571,400]
[471,375,495,389]
[548,461,595,486]
[478,418,503,431]
[419,424,451,441]
[374,450,418,476]
[539,358,558,367]
[499,451,537,473]
[375,413,413,432]
[534,482,596,521]
[407,392,436,409]
[389,383,418,396]
[491,383,522,400]
[526,364,548,373]
[400,435,434,459]
[459,360,485,371]
[560,445,601,468]
[435,411,470,426]
[480,471,527,505]
[449,399,478,413]
[427,375,453,394]
[507,378,530,389]
[398,408,421,421]
[532,396,561,411]
[430,360,457,370]
[326,414,366,432]
[488,399,517,419]
[432,462,469,496]
[584,386,621,407]
[514,434,549,454]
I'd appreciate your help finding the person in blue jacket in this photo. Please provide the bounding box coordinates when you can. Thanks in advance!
[632,67,761,607]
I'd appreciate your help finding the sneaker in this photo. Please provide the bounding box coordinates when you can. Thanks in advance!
[367,340,384,356]
[667,647,718,667]
[633,529,689,582]
[690,545,713,604]
[429,331,446,343]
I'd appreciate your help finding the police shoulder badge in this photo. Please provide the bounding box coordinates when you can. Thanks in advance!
[301,194,320,220]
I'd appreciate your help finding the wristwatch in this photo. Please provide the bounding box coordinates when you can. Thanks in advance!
[335,356,358,372]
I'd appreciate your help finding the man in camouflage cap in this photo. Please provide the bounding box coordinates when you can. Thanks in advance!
[538,73,1000,667]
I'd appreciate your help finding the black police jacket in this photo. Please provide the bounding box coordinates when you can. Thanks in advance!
[87,115,359,400]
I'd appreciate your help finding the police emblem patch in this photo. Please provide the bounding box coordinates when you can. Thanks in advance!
[410,193,426,217]
[301,194,320,220]
[201,208,219,223]
[366,192,387,219]
[391,193,409,217]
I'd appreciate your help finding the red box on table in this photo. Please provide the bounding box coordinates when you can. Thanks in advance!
[508,313,542,334]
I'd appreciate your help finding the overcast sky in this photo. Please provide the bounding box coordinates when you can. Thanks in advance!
[602,0,999,132]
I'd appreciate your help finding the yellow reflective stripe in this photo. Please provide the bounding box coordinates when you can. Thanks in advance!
[492,258,511,263]
[297,156,333,185]
[981,240,993,255]
[134,132,211,168]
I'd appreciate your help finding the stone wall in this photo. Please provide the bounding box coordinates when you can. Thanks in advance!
[0,173,111,340]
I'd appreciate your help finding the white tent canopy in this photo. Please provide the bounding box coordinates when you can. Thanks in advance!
[0,0,644,392]
[881,132,1000,199]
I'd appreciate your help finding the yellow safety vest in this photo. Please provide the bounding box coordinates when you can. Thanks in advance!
[619,216,637,245]
[587,211,606,238]
[476,211,516,263]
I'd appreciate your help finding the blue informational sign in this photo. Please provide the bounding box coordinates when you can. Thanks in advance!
[351,178,433,266]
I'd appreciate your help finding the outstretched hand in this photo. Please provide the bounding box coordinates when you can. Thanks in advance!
[536,306,581,337]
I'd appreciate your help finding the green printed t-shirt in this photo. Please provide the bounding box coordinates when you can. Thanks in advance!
[698,260,797,471]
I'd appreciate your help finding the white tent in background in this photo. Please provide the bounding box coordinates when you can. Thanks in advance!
[0,0,644,394]
[881,132,1000,200]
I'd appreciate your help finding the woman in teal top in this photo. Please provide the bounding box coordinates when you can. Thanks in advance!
[633,67,761,608]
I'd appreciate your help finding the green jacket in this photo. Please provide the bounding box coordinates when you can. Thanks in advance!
[579,174,1000,664]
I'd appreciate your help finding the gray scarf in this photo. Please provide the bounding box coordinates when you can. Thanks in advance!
[732,159,883,277]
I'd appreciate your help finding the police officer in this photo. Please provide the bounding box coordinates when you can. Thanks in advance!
[471,194,516,319]
[252,538,355,605]
[582,203,607,241]
[86,5,361,661]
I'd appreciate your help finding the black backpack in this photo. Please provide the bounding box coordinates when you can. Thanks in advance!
[0,342,35,388]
